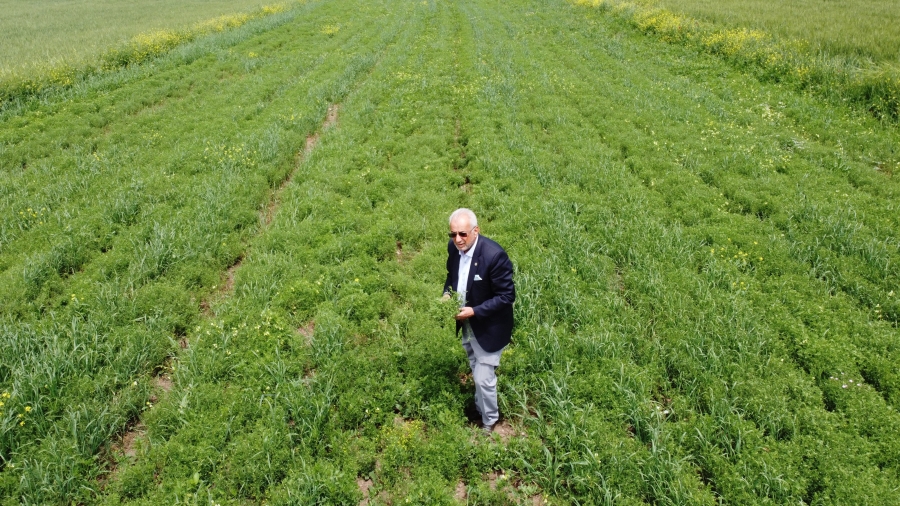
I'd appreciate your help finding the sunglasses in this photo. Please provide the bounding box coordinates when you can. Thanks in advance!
[448,227,475,238]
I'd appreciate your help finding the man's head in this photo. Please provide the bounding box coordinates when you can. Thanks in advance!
[449,208,479,252]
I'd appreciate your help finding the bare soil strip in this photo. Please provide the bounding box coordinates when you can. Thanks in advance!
[357,478,374,505]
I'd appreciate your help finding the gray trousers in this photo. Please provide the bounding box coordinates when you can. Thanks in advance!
[462,322,504,426]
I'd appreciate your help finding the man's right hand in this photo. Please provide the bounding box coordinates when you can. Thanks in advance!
[455,306,475,320]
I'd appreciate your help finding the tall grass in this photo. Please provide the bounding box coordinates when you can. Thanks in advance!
[0,2,292,107]
[573,0,900,121]
[652,0,900,63]
[93,0,898,502]
[0,2,339,501]
[2,0,899,502]
[0,0,284,74]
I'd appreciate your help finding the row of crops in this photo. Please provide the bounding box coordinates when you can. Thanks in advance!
[1,0,898,503]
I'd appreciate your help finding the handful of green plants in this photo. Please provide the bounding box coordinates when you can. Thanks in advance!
[427,290,464,328]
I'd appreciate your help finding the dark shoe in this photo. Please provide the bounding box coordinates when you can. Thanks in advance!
[464,403,482,422]
[481,423,495,435]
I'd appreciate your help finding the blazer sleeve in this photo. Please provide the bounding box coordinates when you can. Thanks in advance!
[472,249,515,318]
[443,241,455,295]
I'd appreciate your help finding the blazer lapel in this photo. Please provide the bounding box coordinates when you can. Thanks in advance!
[449,242,461,289]
[466,238,482,293]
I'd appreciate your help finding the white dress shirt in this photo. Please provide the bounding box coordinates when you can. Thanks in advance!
[456,236,478,297]
[456,236,478,342]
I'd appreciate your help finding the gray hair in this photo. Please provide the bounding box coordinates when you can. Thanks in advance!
[449,208,478,227]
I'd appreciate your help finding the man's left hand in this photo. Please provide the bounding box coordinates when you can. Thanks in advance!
[455,307,475,320]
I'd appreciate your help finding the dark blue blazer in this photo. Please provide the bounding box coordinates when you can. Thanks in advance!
[444,235,515,352]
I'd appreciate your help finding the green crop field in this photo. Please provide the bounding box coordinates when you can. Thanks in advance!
[649,0,900,63]
[1,0,899,503]
[0,0,279,76]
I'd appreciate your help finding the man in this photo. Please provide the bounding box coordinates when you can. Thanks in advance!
[443,208,515,434]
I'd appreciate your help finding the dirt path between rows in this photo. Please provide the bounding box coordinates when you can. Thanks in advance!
[105,103,341,481]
